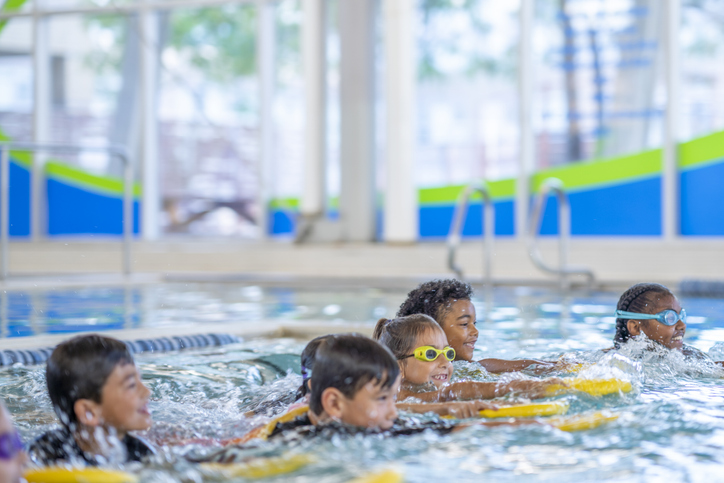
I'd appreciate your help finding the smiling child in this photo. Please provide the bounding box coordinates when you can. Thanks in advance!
[374,315,566,402]
[29,334,155,466]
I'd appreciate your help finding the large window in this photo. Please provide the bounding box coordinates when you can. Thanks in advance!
[534,0,666,167]
[416,0,520,185]
[681,0,724,141]
[158,5,259,237]
[0,16,32,143]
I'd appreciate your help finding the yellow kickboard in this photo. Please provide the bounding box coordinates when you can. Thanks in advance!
[24,468,138,483]
[202,453,314,479]
[549,411,619,432]
[479,400,569,418]
[547,378,632,397]
[349,469,404,483]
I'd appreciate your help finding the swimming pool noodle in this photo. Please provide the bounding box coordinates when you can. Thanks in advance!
[546,378,633,397]
[479,400,570,418]
[201,453,314,478]
[24,468,138,483]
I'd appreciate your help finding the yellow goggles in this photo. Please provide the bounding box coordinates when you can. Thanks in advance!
[399,346,456,362]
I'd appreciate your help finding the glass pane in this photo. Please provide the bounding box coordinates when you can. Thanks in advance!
[47,13,126,175]
[159,4,259,237]
[534,0,666,167]
[416,0,521,184]
[0,16,33,142]
[681,0,724,141]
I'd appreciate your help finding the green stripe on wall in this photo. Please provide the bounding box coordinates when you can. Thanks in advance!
[679,130,724,169]
[46,161,141,197]
[532,149,662,193]
[419,178,515,205]
[0,130,33,168]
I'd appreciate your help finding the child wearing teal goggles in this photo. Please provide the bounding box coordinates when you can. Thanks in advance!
[613,283,723,366]
[374,315,568,403]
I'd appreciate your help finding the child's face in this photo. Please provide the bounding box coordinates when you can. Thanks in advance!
[439,299,478,361]
[0,406,26,483]
[399,328,454,389]
[338,375,400,431]
[97,363,152,434]
[629,294,685,350]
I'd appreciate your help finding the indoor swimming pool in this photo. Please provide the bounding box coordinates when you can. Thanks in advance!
[2,283,724,482]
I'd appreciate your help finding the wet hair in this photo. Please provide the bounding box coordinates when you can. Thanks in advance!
[373,314,442,360]
[46,334,134,428]
[396,279,473,326]
[295,335,333,400]
[309,334,399,416]
[614,283,675,346]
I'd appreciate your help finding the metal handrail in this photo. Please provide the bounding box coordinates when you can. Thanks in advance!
[0,142,133,280]
[527,177,594,288]
[447,181,494,284]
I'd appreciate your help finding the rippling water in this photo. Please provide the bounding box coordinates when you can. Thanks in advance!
[2,284,724,481]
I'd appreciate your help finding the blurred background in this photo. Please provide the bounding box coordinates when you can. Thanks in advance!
[0,0,723,284]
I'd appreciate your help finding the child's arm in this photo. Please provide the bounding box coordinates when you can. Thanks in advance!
[440,378,567,401]
[397,400,499,419]
[477,358,556,373]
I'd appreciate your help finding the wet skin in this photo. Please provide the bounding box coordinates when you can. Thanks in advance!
[398,328,454,389]
[439,300,478,362]
[313,375,401,430]
[626,294,685,350]
[439,299,553,372]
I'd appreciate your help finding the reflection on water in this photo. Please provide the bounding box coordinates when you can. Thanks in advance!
[2,285,724,481]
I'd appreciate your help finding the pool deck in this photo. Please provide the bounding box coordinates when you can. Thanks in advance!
[1,238,724,289]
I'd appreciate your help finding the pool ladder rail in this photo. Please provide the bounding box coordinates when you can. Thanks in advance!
[528,178,595,289]
[446,181,494,284]
[447,178,595,288]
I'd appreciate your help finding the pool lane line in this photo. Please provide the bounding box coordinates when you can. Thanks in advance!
[0,333,240,367]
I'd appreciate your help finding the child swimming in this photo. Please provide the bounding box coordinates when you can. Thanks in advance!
[374,315,566,402]
[611,282,723,366]
[397,279,559,372]
[0,400,26,483]
[29,334,156,466]
[293,334,499,419]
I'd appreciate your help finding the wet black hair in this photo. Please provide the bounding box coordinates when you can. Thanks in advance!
[614,283,675,346]
[46,334,134,428]
[396,279,473,326]
[373,314,442,360]
[295,335,334,400]
[309,334,399,416]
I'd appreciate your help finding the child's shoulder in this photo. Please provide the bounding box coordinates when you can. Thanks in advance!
[29,427,82,466]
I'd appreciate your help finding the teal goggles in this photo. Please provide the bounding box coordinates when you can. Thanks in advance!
[615,308,686,327]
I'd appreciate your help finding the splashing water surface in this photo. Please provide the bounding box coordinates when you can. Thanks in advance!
[2,284,724,482]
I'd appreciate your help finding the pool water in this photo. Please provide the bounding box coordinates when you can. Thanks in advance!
[3,284,724,482]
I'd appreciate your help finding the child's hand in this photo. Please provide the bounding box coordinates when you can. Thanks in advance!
[446,400,499,419]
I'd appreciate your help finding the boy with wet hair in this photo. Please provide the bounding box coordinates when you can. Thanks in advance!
[398,279,558,373]
[29,334,155,466]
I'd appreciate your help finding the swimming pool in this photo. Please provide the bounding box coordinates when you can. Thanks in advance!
[2,283,724,481]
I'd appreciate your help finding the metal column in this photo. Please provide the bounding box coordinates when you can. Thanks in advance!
[383,0,417,243]
[140,5,161,240]
[663,0,681,240]
[256,0,275,240]
[339,0,376,241]
[32,4,51,240]
[516,0,534,240]
[301,0,327,218]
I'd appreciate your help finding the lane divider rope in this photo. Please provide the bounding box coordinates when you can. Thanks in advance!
[0,333,240,366]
